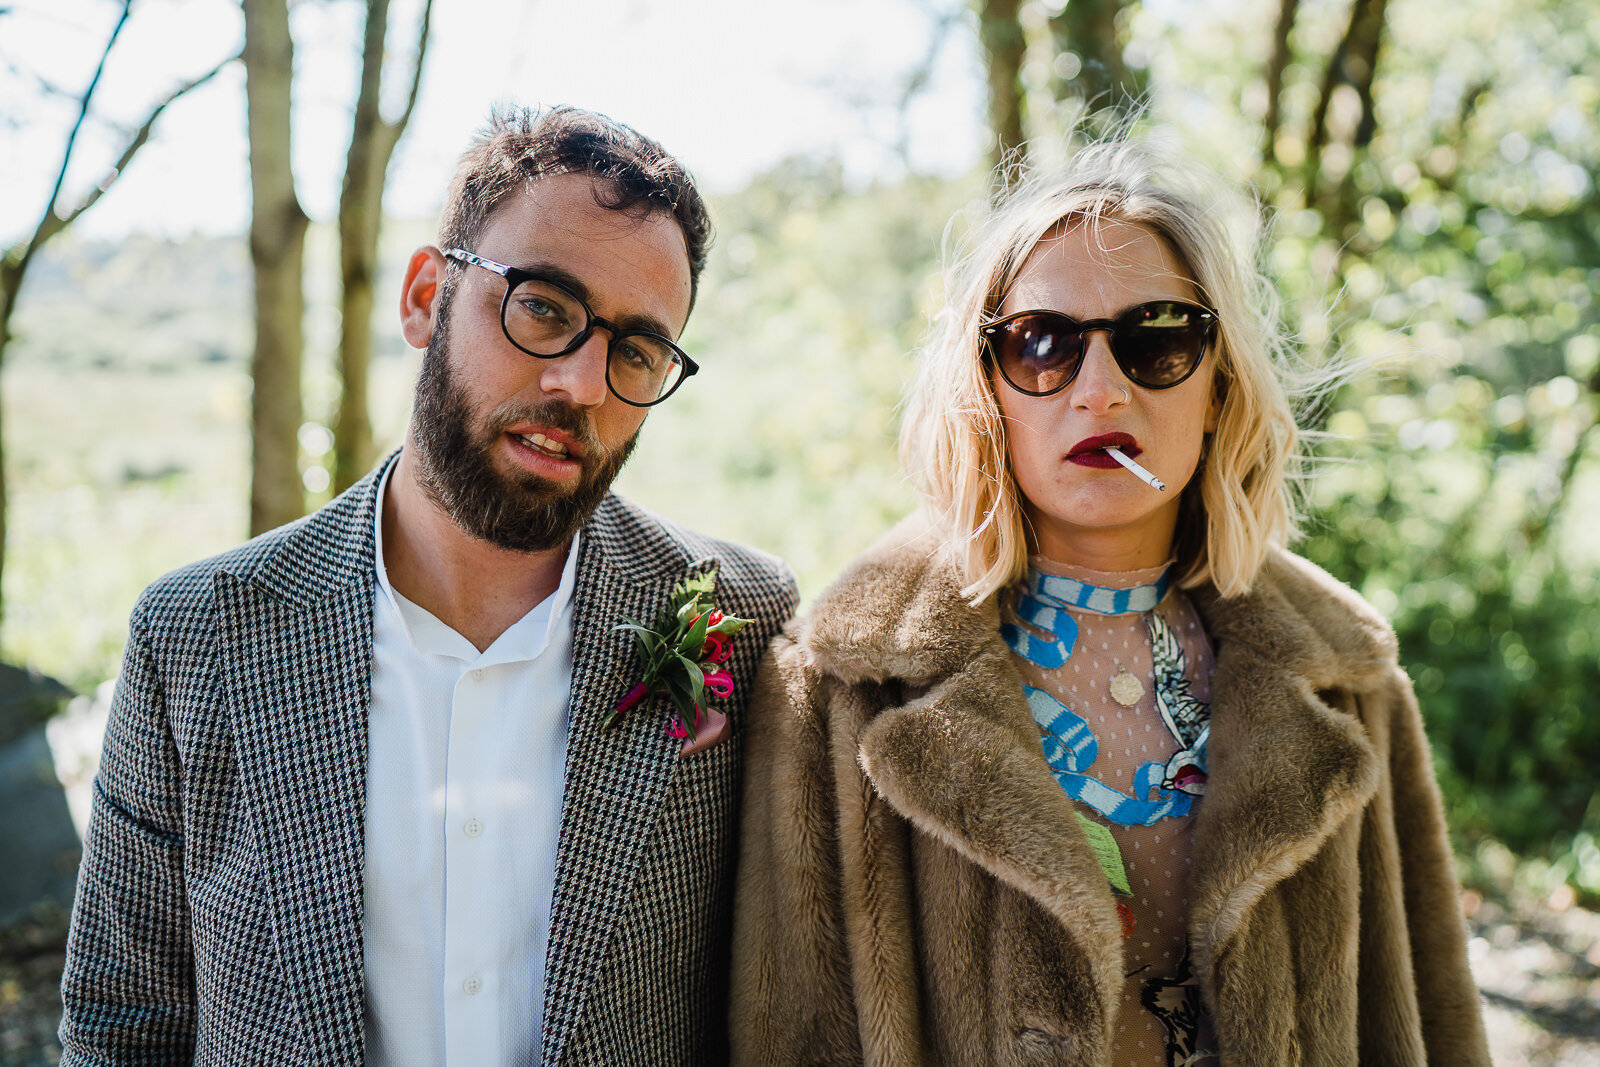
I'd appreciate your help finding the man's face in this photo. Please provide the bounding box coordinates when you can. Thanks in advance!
[408,172,693,552]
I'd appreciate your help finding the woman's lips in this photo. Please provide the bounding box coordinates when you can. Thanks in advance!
[1066,432,1140,468]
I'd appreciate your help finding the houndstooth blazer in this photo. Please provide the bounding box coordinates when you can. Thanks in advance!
[58,455,799,1066]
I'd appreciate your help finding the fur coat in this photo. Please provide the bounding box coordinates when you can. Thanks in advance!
[730,514,1489,1066]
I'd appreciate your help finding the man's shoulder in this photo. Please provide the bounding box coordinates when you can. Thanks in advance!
[590,494,797,606]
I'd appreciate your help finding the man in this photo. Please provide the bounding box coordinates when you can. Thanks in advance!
[59,107,798,1066]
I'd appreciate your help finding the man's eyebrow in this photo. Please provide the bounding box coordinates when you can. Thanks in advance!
[521,260,678,340]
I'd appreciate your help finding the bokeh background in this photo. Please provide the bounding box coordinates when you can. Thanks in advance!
[2,0,1598,1061]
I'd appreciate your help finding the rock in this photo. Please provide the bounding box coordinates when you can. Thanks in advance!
[0,727,81,925]
[0,661,74,751]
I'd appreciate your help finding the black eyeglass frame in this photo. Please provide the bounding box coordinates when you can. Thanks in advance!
[444,247,699,407]
[980,300,1218,397]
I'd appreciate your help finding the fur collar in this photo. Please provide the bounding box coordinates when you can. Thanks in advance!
[801,512,1394,989]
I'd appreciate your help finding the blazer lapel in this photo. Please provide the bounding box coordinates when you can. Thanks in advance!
[215,462,386,1065]
[540,498,712,1067]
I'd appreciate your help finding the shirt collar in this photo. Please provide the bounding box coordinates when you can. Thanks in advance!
[373,455,582,666]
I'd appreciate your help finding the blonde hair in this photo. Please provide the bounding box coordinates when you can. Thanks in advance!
[900,139,1305,602]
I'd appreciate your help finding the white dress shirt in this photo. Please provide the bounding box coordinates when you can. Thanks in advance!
[362,462,580,1066]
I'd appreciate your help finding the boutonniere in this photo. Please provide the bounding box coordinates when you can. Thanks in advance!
[607,571,751,752]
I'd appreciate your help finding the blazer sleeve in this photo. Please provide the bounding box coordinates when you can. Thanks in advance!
[59,606,197,1064]
[1379,666,1491,1064]
[729,635,863,1066]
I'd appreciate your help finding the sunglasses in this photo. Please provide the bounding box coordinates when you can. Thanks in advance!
[981,299,1218,395]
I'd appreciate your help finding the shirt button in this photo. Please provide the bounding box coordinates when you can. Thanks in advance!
[471,668,485,681]
[463,976,481,995]
[464,819,483,838]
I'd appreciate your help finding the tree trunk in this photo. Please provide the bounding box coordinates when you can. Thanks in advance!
[1306,0,1387,173]
[976,0,1028,172]
[1260,0,1300,170]
[1049,0,1138,119]
[1305,0,1390,232]
[244,0,309,535]
[334,0,433,493]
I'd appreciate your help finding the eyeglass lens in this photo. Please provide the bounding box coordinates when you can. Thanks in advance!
[987,300,1211,394]
[503,276,685,405]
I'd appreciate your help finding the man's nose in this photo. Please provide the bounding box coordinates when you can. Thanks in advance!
[537,330,610,407]
[1068,331,1130,414]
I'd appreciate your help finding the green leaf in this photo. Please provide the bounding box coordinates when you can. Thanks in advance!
[708,615,751,635]
[1074,813,1131,896]
[676,655,706,708]
[664,673,699,742]
[678,610,711,657]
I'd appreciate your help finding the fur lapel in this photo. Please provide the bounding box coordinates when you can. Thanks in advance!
[1183,552,1389,985]
[806,514,1392,999]
[808,516,1125,1035]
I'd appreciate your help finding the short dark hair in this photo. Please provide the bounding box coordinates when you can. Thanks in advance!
[437,105,713,311]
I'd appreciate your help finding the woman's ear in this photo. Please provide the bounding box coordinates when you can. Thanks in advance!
[400,247,446,349]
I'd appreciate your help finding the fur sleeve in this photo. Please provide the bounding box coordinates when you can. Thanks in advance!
[1379,666,1491,1064]
[730,634,864,1066]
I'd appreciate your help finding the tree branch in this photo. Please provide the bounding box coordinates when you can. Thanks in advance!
[35,2,130,243]
[46,51,238,240]
[392,0,435,136]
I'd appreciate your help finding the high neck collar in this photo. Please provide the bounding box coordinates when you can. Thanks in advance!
[1023,558,1175,617]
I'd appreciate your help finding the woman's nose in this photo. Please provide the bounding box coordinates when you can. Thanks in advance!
[1068,331,1129,413]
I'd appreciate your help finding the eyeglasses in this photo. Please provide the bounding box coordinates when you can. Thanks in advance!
[444,248,698,407]
[981,300,1217,396]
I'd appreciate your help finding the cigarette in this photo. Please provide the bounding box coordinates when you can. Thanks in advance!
[1104,447,1166,492]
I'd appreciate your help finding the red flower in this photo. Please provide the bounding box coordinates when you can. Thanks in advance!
[703,667,734,698]
[702,630,732,664]
[664,706,703,739]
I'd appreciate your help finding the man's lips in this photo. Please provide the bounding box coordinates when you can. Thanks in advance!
[505,425,584,461]
[1067,432,1140,468]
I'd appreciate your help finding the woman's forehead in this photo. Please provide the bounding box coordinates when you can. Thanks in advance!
[1002,217,1197,315]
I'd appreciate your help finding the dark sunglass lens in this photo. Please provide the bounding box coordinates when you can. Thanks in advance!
[1116,302,1209,387]
[994,314,1083,394]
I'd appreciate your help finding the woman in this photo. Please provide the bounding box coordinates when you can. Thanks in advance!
[730,142,1489,1066]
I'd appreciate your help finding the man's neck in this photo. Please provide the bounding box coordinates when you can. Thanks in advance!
[382,449,573,652]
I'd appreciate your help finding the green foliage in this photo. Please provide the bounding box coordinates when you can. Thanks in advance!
[1299,381,1600,863]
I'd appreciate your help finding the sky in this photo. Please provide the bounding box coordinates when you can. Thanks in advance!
[1,0,987,242]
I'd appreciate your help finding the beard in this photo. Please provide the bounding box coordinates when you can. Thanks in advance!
[409,287,639,553]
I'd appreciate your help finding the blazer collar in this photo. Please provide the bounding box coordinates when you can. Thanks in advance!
[216,452,390,608]
[809,514,1388,995]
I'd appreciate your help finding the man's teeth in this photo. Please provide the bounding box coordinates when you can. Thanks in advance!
[518,432,570,457]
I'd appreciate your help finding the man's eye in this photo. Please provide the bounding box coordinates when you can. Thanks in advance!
[523,298,561,320]
[616,341,662,372]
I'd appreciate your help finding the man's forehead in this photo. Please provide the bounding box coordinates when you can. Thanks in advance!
[481,173,692,328]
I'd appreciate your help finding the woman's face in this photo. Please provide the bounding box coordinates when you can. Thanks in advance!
[993,217,1220,570]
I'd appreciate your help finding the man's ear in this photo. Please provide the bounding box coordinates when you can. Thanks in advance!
[400,247,446,349]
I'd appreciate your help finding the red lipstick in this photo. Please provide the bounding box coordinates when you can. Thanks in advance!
[1067,432,1140,468]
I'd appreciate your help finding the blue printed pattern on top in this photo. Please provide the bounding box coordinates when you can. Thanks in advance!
[1004,566,1209,827]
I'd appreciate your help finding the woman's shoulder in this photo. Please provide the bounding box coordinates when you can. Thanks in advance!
[1192,545,1402,684]
[783,511,1000,687]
